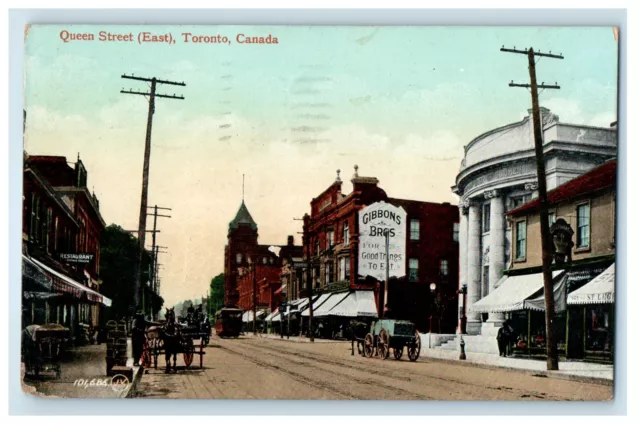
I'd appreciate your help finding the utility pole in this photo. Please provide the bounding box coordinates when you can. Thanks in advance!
[295,217,314,342]
[383,231,390,318]
[501,46,563,370]
[121,74,185,309]
[147,205,172,293]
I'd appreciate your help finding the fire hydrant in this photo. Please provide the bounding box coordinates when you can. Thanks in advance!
[459,336,467,360]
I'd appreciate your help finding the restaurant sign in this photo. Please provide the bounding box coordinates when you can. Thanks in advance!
[358,201,406,280]
[60,253,95,264]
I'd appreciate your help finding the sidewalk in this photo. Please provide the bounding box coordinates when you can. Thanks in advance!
[243,332,344,343]
[22,340,141,398]
[420,342,613,383]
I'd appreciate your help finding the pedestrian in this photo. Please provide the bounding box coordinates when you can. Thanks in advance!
[496,320,513,357]
[132,310,151,366]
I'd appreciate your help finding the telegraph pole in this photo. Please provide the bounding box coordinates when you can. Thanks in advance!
[147,205,172,292]
[121,74,185,309]
[252,256,257,335]
[502,46,563,370]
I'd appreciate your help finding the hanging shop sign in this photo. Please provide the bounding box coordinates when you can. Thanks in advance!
[358,201,407,280]
[59,253,95,264]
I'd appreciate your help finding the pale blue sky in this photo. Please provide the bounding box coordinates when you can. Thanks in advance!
[24,25,618,305]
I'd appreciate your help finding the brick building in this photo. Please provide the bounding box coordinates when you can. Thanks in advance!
[301,167,460,333]
[223,201,303,309]
[22,153,110,341]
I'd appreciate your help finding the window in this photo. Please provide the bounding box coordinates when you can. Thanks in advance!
[314,239,320,255]
[343,222,350,245]
[410,219,420,240]
[339,257,346,280]
[269,257,274,265]
[54,217,59,251]
[511,194,532,211]
[29,194,38,240]
[482,266,490,297]
[548,211,555,228]
[408,259,419,282]
[439,259,449,278]
[236,253,242,264]
[577,203,591,248]
[45,207,53,253]
[345,258,351,280]
[263,257,267,264]
[328,230,334,249]
[482,204,491,233]
[516,220,527,260]
[453,223,460,242]
[325,262,334,284]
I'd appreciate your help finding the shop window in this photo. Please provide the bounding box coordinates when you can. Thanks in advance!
[410,219,420,240]
[577,203,591,249]
[516,220,527,260]
[482,204,491,233]
[453,222,460,242]
[408,258,419,282]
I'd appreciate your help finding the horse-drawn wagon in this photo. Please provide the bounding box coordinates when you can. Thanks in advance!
[141,308,207,373]
[355,319,421,361]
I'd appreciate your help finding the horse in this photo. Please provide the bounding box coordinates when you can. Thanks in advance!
[350,320,369,356]
[161,307,183,374]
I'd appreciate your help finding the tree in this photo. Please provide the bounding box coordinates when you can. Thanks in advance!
[209,273,225,318]
[99,224,164,322]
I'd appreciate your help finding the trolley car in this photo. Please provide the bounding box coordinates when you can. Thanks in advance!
[214,307,243,338]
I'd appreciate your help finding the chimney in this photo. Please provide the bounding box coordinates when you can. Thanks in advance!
[287,235,294,246]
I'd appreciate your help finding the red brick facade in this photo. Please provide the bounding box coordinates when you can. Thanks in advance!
[302,171,460,333]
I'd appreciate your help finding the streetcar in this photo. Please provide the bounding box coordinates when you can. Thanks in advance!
[214,307,243,338]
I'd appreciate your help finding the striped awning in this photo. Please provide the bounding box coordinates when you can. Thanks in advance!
[568,264,615,305]
[28,257,111,307]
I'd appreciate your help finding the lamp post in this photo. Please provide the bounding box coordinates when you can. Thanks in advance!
[458,284,468,335]
[429,283,436,334]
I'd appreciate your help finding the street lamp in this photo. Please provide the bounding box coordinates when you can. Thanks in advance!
[457,284,468,335]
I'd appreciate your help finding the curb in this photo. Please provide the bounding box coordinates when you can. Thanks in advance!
[121,365,143,398]
[420,355,613,386]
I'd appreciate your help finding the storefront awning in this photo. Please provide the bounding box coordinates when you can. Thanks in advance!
[22,254,53,291]
[265,308,279,321]
[314,292,350,317]
[470,270,564,313]
[523,273,568,312]
[301,293,332,317]
[327,290,378,318]
[28,257,112,307]
[568,264,615,305]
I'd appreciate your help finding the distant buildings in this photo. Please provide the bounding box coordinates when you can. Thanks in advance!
[22,153,111,341]
[223,202,303,310]
[452,107,617,336]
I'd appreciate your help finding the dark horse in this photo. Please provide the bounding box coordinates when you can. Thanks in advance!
[161,307,183,374]
[350,320,369,356]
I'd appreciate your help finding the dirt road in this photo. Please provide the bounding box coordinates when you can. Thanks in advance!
[133,335,612,400]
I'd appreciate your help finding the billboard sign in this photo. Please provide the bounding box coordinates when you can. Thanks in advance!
[358,201,406,280]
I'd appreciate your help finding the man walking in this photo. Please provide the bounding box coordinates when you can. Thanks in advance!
[132,311,151,366]
[496,320,513,357]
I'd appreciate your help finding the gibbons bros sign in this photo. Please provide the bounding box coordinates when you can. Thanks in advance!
[358,201,407,280]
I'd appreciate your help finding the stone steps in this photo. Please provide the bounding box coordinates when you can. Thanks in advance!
[437,334,500,355]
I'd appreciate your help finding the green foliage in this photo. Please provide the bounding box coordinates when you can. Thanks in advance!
[99,224,164,321]
[209,273,225,317]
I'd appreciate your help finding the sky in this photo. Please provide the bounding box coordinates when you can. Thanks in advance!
[23,25,618,307]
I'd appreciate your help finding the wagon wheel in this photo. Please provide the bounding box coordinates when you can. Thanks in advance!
[140,340,151,368]
[378,329,390,360]
[393,346,403,360]
[154,338,164,369]
[183,338,195,367]
[364,333,375,358]
[408,330,421,362]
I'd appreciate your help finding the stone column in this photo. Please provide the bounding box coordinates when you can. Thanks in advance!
[486,189,505,326]
[457,203,468,333]
[466,201,482,335]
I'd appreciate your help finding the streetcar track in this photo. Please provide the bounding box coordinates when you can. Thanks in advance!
[239,339,561,400]
[216,342,362,399]
[232,341,433,400]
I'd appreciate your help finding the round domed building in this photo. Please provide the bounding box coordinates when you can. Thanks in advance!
[452,107,616,336]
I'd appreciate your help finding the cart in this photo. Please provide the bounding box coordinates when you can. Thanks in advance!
[141,326,207,370]
[22,324,69,378]
[363,319,421,361]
